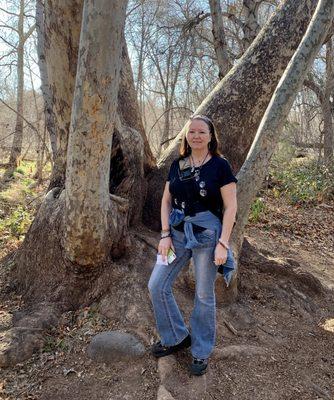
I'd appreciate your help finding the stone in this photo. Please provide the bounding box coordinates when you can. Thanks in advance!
[86,330,145,363]
[158,355,177,384]
[157,385,176,400]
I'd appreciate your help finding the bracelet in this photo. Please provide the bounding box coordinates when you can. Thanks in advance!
[161,232,171,239]
[218,239,230,250]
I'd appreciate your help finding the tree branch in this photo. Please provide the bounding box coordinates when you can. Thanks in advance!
[0,7,19,17]
[0,35,17,50]
[23,23,36,43]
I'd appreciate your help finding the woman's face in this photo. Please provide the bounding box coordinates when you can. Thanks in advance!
[185,119,211,152]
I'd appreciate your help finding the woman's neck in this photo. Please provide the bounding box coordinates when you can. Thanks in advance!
[190,149,211,162]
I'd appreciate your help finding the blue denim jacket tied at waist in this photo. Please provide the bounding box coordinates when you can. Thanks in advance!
[169,208,236,286]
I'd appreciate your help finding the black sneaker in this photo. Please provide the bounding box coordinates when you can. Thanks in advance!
[151,334,191,358]
[190,357,208,375]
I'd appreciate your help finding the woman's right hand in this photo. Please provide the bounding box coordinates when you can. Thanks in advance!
[158,237,175,262]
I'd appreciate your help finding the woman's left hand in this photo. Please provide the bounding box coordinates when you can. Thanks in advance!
[214,244,227,266]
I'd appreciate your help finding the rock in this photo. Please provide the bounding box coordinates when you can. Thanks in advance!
[0,328,44,368]
[158,355,177,384]
[157,385,176,400]
[86,330,145,363]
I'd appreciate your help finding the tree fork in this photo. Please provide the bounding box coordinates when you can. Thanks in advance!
[63,0,128,265]
[144,0,318,230]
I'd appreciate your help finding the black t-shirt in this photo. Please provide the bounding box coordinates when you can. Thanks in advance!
[167,155,238,219]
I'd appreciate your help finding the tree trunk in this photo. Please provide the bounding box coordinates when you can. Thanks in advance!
[36,0,57,162]
[33,125,47,183]
[144,0,318,229]
[209,0,233,78]
[7,0,25,171]
[242,0,261,51]
[44,0,84,190]
[44,0,154,202]
[109,31,155,226]
[117,32,155,174]
[63,0,128,266]
[230,0,334,300]
[323,38,334,165]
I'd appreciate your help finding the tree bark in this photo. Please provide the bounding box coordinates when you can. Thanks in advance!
[144,0,318,229]
[7,0,25,171]
[209,0,233,78]
[230,0,334,299]
[242,0,261,51]
[44,0,84,190]
[323,38,334,165]
[36,0,57,162]
[63,0,128,266]
[44,1,154,204]
[117,32,155,174]
[108,31,155,226]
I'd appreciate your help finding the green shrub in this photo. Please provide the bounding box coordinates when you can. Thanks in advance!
[270,157,334,205]
[42,336,69,353]
[0,206,33,239]
[249,197,266,222]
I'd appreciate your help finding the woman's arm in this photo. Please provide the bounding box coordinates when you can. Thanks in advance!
[219,182,238,244]
[158,182,175,261]
[161,182,172,230]
[214,182,237,265]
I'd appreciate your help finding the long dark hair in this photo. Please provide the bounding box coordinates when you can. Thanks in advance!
[179,114,221,158]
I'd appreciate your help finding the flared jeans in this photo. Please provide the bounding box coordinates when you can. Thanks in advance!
[148,225,219,359]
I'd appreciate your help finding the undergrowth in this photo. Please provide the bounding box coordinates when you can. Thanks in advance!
[0,160,50,257]
[270,157,334,206]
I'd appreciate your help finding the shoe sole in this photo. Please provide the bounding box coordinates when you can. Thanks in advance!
[151,343,191,358]
[151,338,191,358]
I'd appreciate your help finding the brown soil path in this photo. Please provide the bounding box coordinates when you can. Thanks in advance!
[0,195,333,400]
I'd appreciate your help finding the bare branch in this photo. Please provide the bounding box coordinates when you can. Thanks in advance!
[0,35,17,50]
[0,24,19,33]
[0,98,49,155]
[0,7,19,17]
[23,23,36,42]
[304,78,324,103]
[0,49,16,61]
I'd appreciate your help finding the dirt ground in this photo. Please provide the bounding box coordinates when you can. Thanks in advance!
[0,192,333,400]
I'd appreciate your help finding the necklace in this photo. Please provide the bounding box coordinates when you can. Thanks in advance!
[190,151,209,172]
[190,152,210,195]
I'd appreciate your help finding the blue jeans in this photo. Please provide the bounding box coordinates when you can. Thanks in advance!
[148,225,219,359]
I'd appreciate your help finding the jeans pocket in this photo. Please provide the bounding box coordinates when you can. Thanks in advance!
[195,228,216,246]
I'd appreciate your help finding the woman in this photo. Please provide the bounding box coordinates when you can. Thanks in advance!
[148,114,238,376]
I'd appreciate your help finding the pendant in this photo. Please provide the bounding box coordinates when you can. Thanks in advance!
[199,189,207,197]
[199,181,206,188]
